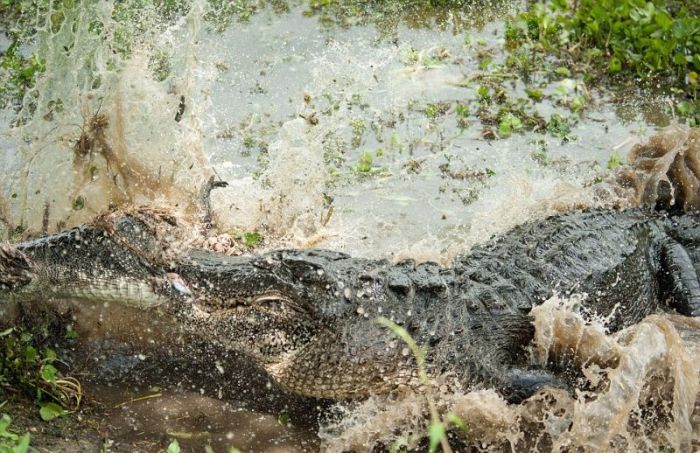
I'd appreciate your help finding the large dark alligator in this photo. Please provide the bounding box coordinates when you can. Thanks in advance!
[2,206,699,403]
[2,126,700,403]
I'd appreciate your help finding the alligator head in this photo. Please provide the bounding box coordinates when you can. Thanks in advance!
[175,249,445,400]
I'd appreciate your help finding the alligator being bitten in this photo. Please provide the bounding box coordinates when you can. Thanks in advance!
[1,206,699,403]
[1,126,699,403]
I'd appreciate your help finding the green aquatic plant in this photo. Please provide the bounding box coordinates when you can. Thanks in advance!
[303,0,508,36]
[0,414,30,453]
[0,327,81,420]
[376,317,467,453]
[607,153,623,170]
[506,0,700,124]
[356,151,373,173]
[498,112,523,137]
[241,231,263,248]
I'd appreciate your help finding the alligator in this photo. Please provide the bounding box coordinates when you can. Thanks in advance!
[1,126,699,403]
[1,206,699,403]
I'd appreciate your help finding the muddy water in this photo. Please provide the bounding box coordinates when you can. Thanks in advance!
[1,1,698,452]
[320,301,700,451]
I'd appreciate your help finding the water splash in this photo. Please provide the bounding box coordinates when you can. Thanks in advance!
[320,297,700,451]
[0,0,213,236]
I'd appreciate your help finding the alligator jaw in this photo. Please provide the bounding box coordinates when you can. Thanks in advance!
[2,274,172,309]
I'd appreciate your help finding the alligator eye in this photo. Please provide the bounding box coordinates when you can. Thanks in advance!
[252,292,295,312]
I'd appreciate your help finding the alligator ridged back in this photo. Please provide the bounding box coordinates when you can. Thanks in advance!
[453,209,670,330]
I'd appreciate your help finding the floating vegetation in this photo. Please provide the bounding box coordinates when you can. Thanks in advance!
[506,0,700,125]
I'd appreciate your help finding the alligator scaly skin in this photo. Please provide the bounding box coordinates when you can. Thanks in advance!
[2,208,699,400]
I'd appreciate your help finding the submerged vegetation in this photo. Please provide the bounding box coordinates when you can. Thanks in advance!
[0,321,83,452]
[0,414,30,453]
[2,0,695,127]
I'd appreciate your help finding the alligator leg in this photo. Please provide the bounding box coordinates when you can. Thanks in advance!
[500,368,570,404]
[659,239,700,317]
[199,176,228,229]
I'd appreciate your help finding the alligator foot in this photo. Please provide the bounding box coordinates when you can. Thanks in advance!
[500,368,570,404]
[199,176,228,229]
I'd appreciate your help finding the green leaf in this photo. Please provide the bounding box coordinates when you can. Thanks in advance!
[654,10,672,31]
[356,152,373,173]
[39,402,65,421]
[0,414,17,439]
[608,57,622,73]
[22,346,37,364]
[65,328,78,340]
[554,66,571,76]
[676,101,691,115]
[425,104,439,119]
[570,96,587,112]
[607,153,622,170]
[446,413,468,431]
[428,421,446,453]
[40,364,57,383]
[455,104,469,118]
[166,440,180,453]
[673,52,686,65]
[43,348,57,362]
[498,113,523,138]
[14,433,31,453]
[547,114,572,138]
[240,232,262,248]
[277,412,290,426]
[525,88,545,101]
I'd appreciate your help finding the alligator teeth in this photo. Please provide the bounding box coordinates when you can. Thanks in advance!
[166,272,192,296]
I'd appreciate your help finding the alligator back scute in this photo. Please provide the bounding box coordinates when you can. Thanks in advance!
[410,262,450,295]
[455,210,672,329]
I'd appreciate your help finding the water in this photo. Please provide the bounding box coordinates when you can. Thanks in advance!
[321,300,700,451]
[0,1,697,451]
